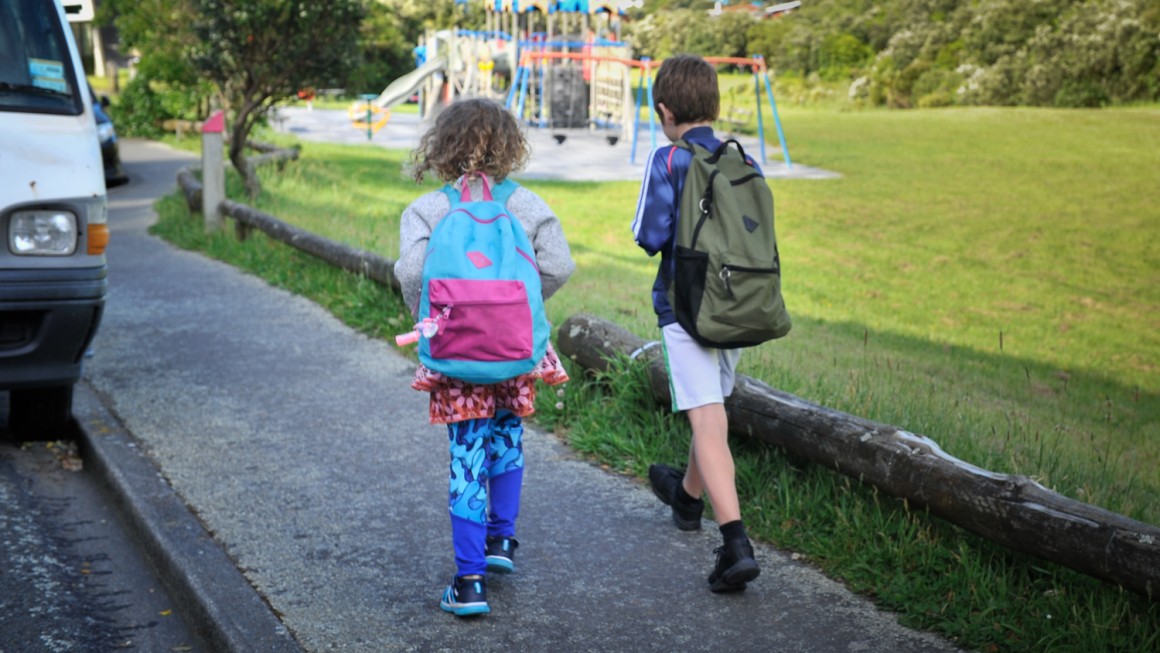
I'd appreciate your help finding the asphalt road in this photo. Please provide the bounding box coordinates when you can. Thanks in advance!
[0,401,202,653]
[68,138,961,652]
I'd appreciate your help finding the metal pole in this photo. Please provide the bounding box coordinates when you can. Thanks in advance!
[644,58,656,152]
[506,63,522,108]
[752,61,766,163]
[361,93,376,141]
[758,56,792,170]
[630,60,645,164]
[518,60,531,121]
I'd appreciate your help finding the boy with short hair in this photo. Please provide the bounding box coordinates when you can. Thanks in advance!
[630,54,761,592]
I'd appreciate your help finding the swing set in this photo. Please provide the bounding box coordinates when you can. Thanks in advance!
[508,52,793,169]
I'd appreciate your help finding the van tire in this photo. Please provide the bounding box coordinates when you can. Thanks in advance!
[9,386,73,439]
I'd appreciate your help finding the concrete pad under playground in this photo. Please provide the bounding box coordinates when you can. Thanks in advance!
[273,106,840,182]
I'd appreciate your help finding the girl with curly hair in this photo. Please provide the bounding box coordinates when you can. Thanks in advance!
[394,98,575,617]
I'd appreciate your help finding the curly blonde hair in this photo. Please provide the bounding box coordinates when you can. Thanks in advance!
[410,98,530,183]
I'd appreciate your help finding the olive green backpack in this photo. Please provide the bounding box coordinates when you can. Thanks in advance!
[667,138,792,349]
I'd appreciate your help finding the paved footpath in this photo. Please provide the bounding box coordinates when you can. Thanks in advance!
[77,138,958,652]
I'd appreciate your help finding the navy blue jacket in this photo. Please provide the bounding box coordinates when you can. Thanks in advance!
[630,126,762,327]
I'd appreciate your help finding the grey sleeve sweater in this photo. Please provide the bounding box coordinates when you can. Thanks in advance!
[395,181,576,315]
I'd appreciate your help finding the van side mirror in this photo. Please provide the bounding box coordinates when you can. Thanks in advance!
[99,95,110,108]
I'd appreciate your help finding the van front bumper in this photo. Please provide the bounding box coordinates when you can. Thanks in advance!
[0,266,107,389]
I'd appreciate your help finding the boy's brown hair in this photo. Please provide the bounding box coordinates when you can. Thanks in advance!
[653,55,719,125]
[410,98,530,183]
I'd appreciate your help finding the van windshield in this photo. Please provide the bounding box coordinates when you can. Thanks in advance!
[0,0,82,115]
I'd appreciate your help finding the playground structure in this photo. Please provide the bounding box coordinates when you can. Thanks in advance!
[363,1,629,116]
[362,0,792,169]
[510,52,791,168]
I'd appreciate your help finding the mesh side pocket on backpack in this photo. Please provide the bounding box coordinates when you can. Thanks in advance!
[427,279,534,362]
[672,245,709,334]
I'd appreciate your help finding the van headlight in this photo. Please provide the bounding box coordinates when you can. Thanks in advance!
[9,210,78,255]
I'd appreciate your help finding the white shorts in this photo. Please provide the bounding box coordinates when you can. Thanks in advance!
[660,323,742,412]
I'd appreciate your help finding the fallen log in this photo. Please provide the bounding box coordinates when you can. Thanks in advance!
[219,200,399,290]
[556,312,1160,598]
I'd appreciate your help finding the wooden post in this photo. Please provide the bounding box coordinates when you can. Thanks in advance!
[200,110,226,234]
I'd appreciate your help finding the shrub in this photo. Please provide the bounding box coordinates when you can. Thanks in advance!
[912,66,963,107]
[766,0,1160,108]
[1053,80,1111,108]
[1020,0,1160,107]
[968,53,1024,106]
[110,75,167,139]
[817,32,873,81]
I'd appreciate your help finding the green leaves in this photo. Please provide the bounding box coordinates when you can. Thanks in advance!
[736,0,1160,108]
[190,0,365,94]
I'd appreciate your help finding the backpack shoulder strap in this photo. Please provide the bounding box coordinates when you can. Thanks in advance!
[440,183,461,206]
[490,178,519,206]
[668,139,696,173]
[444,175,519,206]
[707,139,748,164]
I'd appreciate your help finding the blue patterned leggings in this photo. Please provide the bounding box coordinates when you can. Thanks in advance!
[447,409,524,576]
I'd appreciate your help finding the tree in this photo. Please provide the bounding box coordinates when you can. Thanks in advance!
[100,0,214,136]
[344,2,415,95]
[190,0,366,197]
[101,0,200,86]
[386,0,476,36]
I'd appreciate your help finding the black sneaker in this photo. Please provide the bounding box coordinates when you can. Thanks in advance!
[485,536,518,574]
[707,538,761,593]
[648,464,703,531]
[439,575,489,616]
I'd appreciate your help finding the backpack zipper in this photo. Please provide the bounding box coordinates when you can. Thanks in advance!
[720,262,781,299]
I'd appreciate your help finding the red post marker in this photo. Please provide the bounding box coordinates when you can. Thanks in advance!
[202,110,225,134]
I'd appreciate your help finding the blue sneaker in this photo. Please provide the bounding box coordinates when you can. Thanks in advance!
[485,536,519,574]
[439,575,489,617]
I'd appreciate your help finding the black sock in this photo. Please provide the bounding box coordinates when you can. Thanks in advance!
[719,520,747,543]
[674,484,701,507]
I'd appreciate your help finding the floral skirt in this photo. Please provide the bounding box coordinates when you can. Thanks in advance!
[411,343,570,424]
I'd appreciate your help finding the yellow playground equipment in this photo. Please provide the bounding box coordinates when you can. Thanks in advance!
[348,96,391,140]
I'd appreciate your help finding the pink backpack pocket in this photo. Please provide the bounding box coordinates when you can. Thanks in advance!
[426,278,534,362]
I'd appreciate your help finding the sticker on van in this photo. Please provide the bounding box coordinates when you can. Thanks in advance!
[29,58,68,93]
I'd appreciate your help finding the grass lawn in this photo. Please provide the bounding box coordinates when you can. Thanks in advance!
[153,103,1160,652]
[243,104,1160,519]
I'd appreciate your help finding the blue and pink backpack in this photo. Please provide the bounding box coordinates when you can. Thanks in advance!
[414,175,549,384]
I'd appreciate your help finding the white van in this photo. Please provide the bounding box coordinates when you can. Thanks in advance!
[0,0,108,434]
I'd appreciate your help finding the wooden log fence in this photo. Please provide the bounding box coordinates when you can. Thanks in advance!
[173,141,1158,599]
[174,140,300,217]
[555,312,1159,599]
[219,200,399,289]
[171,142,402,286]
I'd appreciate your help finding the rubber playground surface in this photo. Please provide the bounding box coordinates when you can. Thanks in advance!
[273,106,840,182]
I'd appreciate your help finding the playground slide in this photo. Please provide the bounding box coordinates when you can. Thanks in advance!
[372,57,445,109]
